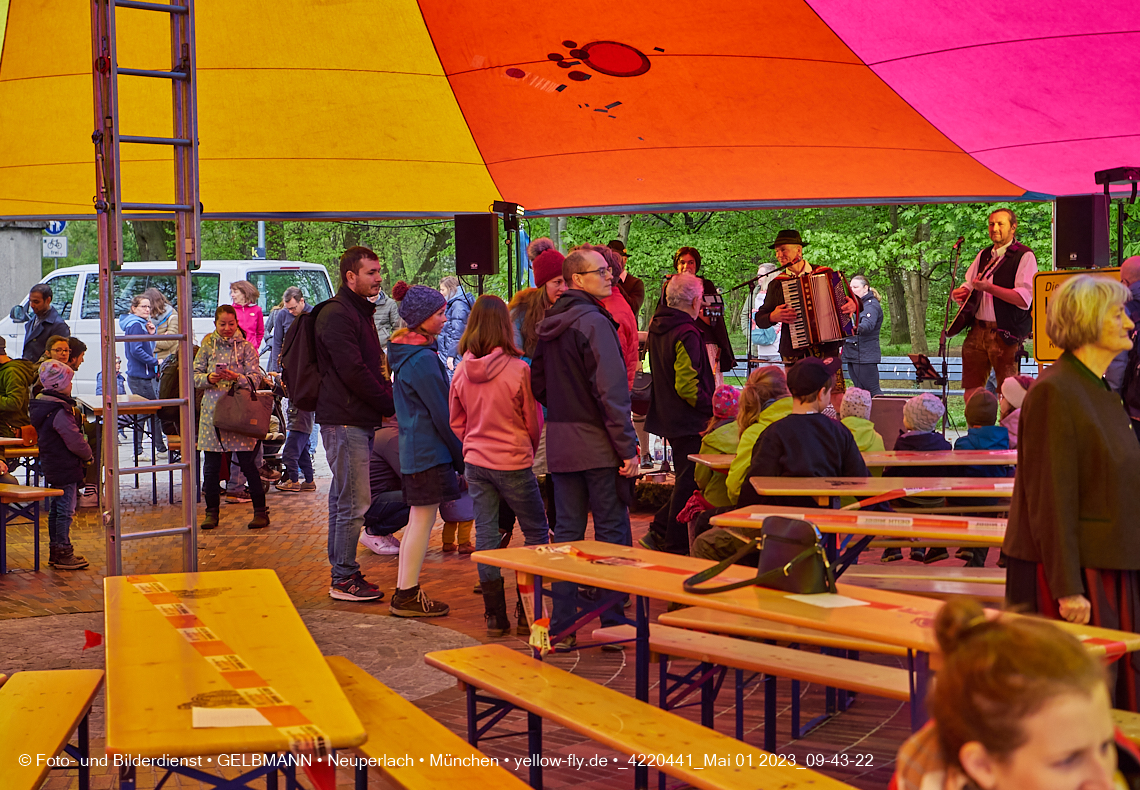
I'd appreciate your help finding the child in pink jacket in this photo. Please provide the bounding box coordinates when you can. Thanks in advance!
[229,280,265,352]
[449,295,549,636]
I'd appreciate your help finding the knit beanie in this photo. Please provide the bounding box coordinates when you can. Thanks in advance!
[903,393,944,432]
[712,385,740,419]
[39,359,74,391]
[527,238,566,288]
[965,390,999,427]
[1001,375,1034,410]
[840,388,873,421]
[398,285,446,330]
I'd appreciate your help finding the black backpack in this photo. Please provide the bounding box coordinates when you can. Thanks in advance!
[280,301,330,412]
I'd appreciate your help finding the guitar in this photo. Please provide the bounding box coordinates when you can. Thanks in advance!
[947,250,1003,337]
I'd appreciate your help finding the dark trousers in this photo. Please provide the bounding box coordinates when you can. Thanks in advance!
[203,449,265,510]
[649,434,703,554]
[847,362,883,396]
[550,467,631,635]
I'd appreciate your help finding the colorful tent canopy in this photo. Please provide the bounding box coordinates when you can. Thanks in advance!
[1,0,1137,219]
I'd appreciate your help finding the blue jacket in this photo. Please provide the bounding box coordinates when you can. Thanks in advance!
[438,289,475,369]
[21,305,70,362]
[388,338,464,476]
[954,424,1013,478]
[119,313,158,379]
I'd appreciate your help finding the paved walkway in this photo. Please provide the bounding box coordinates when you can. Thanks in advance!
[1,469,913,789]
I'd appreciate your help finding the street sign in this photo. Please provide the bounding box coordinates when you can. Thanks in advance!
[45,220,67,235]
[1032,267,1120,363]
[42,236,68,258]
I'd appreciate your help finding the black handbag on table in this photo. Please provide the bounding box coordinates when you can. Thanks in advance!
[682,515,836,595]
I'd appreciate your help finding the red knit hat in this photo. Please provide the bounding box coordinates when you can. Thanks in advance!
[532,248,565,287]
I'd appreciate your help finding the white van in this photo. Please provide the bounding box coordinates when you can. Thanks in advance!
[0,260,335,396]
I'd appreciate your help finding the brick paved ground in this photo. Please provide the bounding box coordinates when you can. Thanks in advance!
[1,466,918,789]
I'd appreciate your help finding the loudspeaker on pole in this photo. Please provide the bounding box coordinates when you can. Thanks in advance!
[1055,195,1110,269]
[454,213,499,275]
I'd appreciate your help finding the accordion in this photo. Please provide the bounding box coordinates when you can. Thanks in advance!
[780,268,856,349]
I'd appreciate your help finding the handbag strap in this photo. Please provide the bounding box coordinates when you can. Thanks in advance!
[682,541,836,595]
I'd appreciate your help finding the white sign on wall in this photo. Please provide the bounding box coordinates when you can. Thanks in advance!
[42,236,68,258]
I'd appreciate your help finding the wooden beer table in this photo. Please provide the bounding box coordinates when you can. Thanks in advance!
[0,483,64,573]
[472,542,1140,731]
[104,569,366,789]
[749,475,1015,508]
[690,449,1018,474]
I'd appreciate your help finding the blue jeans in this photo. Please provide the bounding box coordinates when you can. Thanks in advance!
[47,482,78,550]
[364,490,410,536]
[467,463,549,584]
[282,430,314,483]
[550,467,631,634]
[322,424,373,584]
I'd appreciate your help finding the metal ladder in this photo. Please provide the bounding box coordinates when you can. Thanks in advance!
[90,0,200,575]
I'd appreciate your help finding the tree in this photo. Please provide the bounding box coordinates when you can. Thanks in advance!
[131,221,173,260]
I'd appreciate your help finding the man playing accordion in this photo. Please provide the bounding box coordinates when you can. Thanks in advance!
[754,228,858,411]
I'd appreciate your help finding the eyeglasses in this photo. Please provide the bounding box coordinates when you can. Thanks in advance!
[579,266,611,278]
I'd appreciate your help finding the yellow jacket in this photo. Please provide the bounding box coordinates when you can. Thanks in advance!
[725,397,794,504]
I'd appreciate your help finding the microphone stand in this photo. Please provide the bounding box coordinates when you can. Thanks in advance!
[724,258,800,376]
[937,238,965,435]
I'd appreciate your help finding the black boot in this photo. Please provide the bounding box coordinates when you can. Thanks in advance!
[481,578,510,637]
[515,591,530,637]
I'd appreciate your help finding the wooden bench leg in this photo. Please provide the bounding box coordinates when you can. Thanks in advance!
[528,711,543,790]
[78,712,89,790]
[910,650,931,732]
[355,762,367,790]
[764,672,777,752]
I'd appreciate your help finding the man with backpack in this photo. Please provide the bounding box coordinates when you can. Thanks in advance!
[275,291,316,493]
[305,247,394,602]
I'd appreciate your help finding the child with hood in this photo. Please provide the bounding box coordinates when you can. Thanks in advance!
[693,385,741,508]
[388,284,463,617]
[999,374,1034,449]
[449,295,549,636]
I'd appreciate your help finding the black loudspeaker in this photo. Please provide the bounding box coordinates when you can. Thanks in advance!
[454,213,499,275]
[1055,195,1110,269]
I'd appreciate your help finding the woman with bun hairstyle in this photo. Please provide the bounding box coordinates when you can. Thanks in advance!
[892,596,1138,790]
[387,284,464,617]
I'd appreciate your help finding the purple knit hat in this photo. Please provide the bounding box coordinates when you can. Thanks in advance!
[398,285,446,330]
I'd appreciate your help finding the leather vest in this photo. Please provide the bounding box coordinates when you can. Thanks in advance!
[977,241,1033,340]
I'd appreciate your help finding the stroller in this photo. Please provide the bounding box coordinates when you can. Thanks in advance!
[258,375,288,481]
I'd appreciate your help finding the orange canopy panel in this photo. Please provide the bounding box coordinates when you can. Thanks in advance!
[2,0,1133,218]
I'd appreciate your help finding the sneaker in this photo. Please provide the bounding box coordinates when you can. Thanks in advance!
[638,533,662,552]
[389,586,449,617]
[259,466,282,483]
[954,548,974,563]
[601,642,625,653]
[226,487,252,503]
[909,548,926,562]
[359,532,400,555]
[329,576,384,602]
[78,489,99,508]
[923,547,950,564]
[553,634,578,653]
[880,548,903,563]
[351,571,381,593]
[299,480,317,492]
[457,542,475,554]
[275,479,301,493]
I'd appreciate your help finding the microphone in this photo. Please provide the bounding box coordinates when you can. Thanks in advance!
[952,236,965,250]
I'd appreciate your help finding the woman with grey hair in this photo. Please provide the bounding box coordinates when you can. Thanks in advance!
[1003,274,1140,710]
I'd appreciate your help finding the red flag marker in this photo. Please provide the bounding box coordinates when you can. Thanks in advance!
[83,630,103,650]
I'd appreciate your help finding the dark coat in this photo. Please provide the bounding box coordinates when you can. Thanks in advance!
[645,304,714,438]
[844,293,883,364]
[22,305,70,362]
[29,391,92,486]
[754,266,854,360]
[656,275,735,371]
[532,289,638,472]
[1003,352,1140,600]
[314,285,394,428]
[616,273,645,322]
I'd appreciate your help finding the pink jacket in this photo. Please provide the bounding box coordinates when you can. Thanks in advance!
[449,348,541,471]
[233,303,265,351]
[601,291,639,389]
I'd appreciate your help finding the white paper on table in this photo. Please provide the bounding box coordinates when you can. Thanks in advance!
[192,706,273,728]
[784,593,871,609]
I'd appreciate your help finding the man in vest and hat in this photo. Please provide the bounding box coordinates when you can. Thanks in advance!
[951,208,1037,406]
[754,228,857,410]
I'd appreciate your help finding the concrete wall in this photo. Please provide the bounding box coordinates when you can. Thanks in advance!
[0,222,47,315]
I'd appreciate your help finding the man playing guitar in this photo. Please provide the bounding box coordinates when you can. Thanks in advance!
[950,208,1037,406]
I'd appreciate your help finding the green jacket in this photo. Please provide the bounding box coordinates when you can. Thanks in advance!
[841,416,885,453]
[694,418,740,508]
[726,396,794,504]
[0,358,39,438]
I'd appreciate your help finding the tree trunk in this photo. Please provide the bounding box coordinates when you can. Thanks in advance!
[884,264,910,345]
[904,265,930,355]
[617,214,632,244]
[390,239,407,283]
[131,221,172,260]
[550,216,569,252]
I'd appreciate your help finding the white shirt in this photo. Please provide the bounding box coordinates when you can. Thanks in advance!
[962,241,1037,321]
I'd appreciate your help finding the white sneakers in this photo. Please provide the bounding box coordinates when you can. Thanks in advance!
[359,531,400,555]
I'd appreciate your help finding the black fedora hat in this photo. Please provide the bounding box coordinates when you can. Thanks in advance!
[607,239,630,256]
[769,229,808,249]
